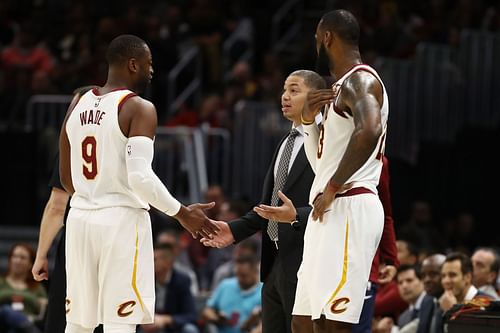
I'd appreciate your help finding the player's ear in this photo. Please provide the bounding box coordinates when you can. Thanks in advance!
[128,58,138,73]
[323,31,333,47]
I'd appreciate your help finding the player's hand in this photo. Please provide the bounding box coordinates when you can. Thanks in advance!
[301,89,335,123]
[312,183,352,222]
[176,202,220,239]
[253,191,297,222]
[32,257,49,281]
[378,264,397,285]
[312,190,335,223]
[200,221,235,248]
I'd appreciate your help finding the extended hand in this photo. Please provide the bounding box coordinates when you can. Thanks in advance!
[253,191,296,222]
[32,257,49,281]
[302,89,335,122]
[176,202,220,239]
[200,221,235,248]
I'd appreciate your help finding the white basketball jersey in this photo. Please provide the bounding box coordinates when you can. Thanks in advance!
[309,64,389,204]
[66,88,149,210]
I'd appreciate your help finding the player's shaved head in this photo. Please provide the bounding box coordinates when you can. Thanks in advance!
[106,34,149,65]
[289,70,326,90]
[319,10,360,46]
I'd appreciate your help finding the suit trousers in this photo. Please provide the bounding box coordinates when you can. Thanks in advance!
[262,254,297,333]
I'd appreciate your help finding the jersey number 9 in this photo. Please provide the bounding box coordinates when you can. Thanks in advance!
[82,136,98,179]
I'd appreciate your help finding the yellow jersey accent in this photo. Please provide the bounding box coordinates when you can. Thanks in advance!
[131,223,145,311]
[327,217,349,305]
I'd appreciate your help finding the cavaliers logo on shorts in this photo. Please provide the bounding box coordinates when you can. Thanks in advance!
[330,297,350,314]
[117,300,136,317]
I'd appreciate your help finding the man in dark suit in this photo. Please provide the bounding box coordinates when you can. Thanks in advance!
[140,244,198,333]
[373,265,436,333]
[201,70,326,333]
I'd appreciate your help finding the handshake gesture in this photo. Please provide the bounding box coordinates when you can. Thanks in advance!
[175,202,220,239]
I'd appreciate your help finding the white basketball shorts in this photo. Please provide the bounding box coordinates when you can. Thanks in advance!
[293,190,384,323]
[65,206,155,328]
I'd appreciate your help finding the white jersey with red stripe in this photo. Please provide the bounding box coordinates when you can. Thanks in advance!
[309,64,388,204]
[66,88,148,210]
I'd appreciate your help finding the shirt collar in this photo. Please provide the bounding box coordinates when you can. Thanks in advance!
[464,285,478,302]
[292,124,304,137]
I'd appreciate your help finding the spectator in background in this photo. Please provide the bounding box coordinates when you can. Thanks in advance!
[374,239,418,321]
[374,265,434,333]
[211,239,260,291]
[430,252,491,333]
[201,255,262,333]
[445,212,479,254]
[140,244,199,333]
[471,247,500,299]
[399,200,440,254]
[421,254,446,298]
[0,243,47,333]
[156,229,199,297]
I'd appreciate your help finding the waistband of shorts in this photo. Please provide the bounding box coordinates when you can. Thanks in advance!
[335,187,374,198]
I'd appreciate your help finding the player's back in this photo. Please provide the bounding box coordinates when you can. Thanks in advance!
[65,88,148,210]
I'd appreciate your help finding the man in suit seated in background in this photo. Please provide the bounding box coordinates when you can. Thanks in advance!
[374,265,435,333]
[140,244,199,333]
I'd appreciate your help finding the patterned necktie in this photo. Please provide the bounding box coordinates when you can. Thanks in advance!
[267,128,299,244]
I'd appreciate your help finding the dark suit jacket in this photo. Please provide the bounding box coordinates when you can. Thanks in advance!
[229,135,314,283]
[396,294,435,333]
[157,269,198,332]
[428,289,491,333]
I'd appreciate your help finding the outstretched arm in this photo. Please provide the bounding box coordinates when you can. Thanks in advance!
[123,97,219,238]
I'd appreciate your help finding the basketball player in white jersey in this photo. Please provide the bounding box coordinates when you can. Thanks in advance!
[58,35,219,333]
[291,10,388,333]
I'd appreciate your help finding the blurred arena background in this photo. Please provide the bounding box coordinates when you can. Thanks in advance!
[0,0,499,316]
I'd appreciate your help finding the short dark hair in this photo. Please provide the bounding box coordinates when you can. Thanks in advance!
[397,264,421,280]
[319,10,360,45]
[289,70,326,90]
[445,252,473,275]
[235,254,259,265]
[238,238,259,255]
[106,34,148,65]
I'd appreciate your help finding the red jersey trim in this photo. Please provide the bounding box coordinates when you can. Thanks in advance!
[118,93,137,113]
[92,87,129,96]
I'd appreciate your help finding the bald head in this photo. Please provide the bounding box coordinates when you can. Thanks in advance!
[421,253,446,297]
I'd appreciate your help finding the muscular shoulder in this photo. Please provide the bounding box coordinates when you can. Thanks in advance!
[119,96,157,138]
[341,70,383,106]
[121,95,156,116]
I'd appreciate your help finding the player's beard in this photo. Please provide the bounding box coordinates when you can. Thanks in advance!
[315,43,332,77]
[135,75,150,94]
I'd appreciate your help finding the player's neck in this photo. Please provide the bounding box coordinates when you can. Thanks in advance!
[103,70,133,93]
[332,50,362,80]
